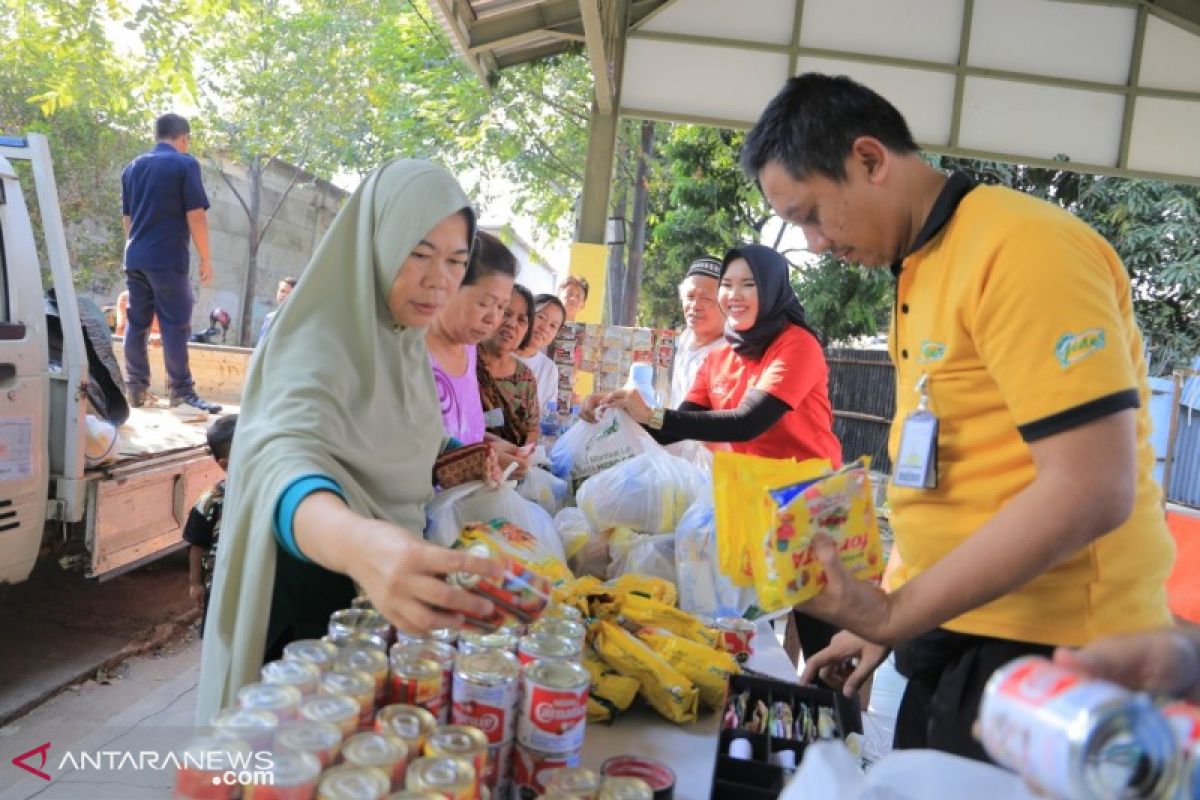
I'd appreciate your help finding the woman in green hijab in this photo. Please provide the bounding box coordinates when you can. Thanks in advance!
[197,160,501,721]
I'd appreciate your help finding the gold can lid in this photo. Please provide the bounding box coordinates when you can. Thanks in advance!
[376,704,437,740]
[406,756,476,789]
[426,724,488,756]
[283,638,339,669]
[387,650,442,680]
[262,748,322,786]
[275,720,343,753]
[343,731,408,768]
[237,682,302,712]
[319,668,374,698]
[261,658,322,687]
[598,777,653,800]
[299,693,359,724]
[392,641,456,669]
[211,706,279,733]
[316,765,391,800]
[544,766,601,793]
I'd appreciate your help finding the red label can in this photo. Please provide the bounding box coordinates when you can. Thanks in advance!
[517,660,589,753]
[511,742,580,800]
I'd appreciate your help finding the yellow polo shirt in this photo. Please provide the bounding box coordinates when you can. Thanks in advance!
[884,177,1174,647]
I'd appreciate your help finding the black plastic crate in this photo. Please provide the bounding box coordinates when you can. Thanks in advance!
[710,673,863,798]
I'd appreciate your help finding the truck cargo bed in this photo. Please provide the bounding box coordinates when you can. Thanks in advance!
[102,404,240,469]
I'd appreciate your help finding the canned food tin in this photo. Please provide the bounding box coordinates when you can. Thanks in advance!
[283,639,340,672]
[597,777,653,800]
[375,704,437,755]
[326,631,391,654]
[393,642,457,723]
[243,748,321,800]
[517,634,581,667]
[298,693,360,738]
[274,720,344,768]
[512,742,581,800]
[980,656,1180,800]
[714,617,756,658]
[319,668,376,727]
[425,724,489,788]
[542,604,584,623]
[238,682,303,722]
[599,756,674,800]
[395,628,459,649]
[448,544,552,629]
[460,629,519,656]
[316,765,392,800]
[543,766,601,799]
[336,645,391,704]
[518,660,589,754]
[1162,701,1200,799]
[452,650,521,745]
[262,658,322,696]
[383,793,446,800]
[211,707,278,750]
[330,608,393,643]
[342,731,410,788]
[173,735,250,800]
[485,739,514,795]
[406,756,476,800]
[528,619,586,648]
[388,648,446,720]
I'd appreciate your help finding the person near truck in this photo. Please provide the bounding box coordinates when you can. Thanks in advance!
[184,413,238,634]
[737,73,1175,765]
[120,113,222,414]
[196,160,502,721]
[256,276,297,345]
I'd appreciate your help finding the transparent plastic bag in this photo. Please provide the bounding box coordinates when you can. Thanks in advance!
[576,449,707,534]
[517,466,570,516]
[674,496,756,622]
[549,409,657,482]
[553,507,594,563]
[425,480,565,562]
[607,533,676,583]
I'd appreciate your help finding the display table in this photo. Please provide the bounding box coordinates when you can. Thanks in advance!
[581,620,798,799]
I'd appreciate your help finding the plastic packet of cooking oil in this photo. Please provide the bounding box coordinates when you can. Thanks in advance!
[593,620,699,724]
[713,452,831,588]
[636,627,740,710]
[582,653,641,723]
[605,573,677,606]
[757,459,883,610]
[609,593,718,648]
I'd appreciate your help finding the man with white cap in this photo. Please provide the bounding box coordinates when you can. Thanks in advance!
[668,256,727,408]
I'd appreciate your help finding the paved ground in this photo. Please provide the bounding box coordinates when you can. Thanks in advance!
[0,550,200,726]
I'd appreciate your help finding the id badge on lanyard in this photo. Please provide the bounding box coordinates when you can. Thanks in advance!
[894,373,939,490]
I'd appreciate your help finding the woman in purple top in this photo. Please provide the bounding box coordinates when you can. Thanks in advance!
[426,231,517,444]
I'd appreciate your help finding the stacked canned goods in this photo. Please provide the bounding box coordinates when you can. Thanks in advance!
[513,659,591,799]
[453,649,523,795]
[979,656,1182,800]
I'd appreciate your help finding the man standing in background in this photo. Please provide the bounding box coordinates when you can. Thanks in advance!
[668,256,726,407]
[121,112,222,413]
[257,276,297,345]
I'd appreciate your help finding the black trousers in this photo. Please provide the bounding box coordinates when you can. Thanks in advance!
[893,628,1054,763]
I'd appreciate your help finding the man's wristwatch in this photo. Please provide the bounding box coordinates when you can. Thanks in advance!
[647,405,666,430]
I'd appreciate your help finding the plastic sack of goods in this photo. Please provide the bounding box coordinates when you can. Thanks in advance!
[575,449,706,534]
[549,409,657,483]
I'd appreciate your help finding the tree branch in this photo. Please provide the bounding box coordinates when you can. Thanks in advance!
[214,163,252,219]
[258,160,306,243]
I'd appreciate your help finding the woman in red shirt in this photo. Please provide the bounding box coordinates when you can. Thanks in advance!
[585,243,841,466]
[584,243,843,663]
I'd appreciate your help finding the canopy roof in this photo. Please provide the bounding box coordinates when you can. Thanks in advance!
[431,0,1200,184]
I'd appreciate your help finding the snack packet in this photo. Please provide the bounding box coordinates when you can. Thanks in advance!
[637,627,740,710]
[592,621,699,724]
[605,574,678,607]
[606,593,718,648]
[756,460,883,609]
[457,519,574,587]
[582,652,641,723]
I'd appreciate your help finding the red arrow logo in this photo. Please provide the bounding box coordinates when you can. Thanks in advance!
[12,742,52,781]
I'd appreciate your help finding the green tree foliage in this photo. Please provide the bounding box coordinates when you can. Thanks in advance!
[638,125,771,327]
[791,257,892,345]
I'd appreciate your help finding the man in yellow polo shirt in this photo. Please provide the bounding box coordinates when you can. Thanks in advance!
[740,73,1174,762]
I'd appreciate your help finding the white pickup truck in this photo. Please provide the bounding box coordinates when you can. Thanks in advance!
[0,133,248,585]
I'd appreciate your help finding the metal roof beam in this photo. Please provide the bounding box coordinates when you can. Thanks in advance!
[467,27,584,54]
[581,0,614,113]
[429,0,491,82]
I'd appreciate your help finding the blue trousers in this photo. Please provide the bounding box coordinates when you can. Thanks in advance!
[124,267,194,396]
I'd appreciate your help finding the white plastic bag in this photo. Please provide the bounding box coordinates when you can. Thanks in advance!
[576,449,707,534]
[517,466,570,516]
[664,439,715,476]
[553,507,593,562]
[607,533,676,583]
[674,496,756,621]
[425,480,565,562]
[549,409,657,482]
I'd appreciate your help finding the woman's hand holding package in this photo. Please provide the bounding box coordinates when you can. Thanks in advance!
[582,387,652,425]
[487,435,533,479]
[294,492,503,633]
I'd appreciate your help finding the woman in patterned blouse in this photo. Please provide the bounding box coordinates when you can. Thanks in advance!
[477,283,540,447]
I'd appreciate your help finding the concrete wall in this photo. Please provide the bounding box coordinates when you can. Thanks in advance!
[90,156,347,345]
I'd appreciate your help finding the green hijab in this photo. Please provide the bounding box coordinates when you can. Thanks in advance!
[197,160,475,721]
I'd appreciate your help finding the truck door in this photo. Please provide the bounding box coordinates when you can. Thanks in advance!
[0,152,50,584]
